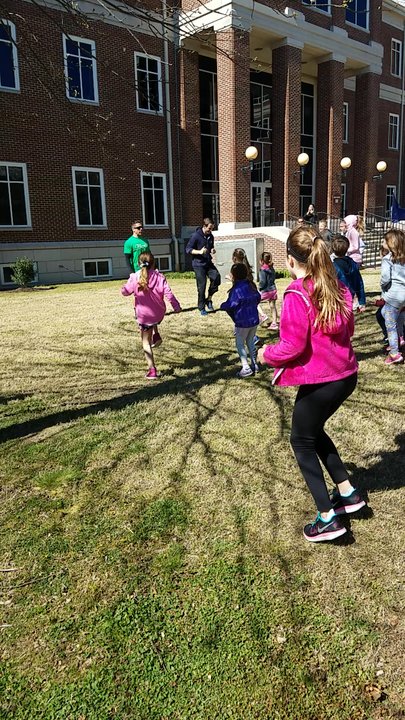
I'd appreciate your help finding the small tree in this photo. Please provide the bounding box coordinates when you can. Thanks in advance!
[11,257,36,288]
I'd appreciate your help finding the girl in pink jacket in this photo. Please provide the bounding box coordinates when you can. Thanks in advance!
[121,252,181,379]
[258,226,365,543]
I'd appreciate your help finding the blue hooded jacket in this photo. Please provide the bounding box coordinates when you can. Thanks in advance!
[333,256,366,305]
[186,227,215,268]
[220,279,261,328]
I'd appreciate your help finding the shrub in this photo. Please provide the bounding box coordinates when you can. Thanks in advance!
[11,257,36,288]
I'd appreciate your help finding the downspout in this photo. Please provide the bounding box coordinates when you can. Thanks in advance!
[398,19,405,203]
[162,0,180,271]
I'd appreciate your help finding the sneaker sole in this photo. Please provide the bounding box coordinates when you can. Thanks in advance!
[303,526,347,542]
[151,340,162,348]
[334,499,366,515]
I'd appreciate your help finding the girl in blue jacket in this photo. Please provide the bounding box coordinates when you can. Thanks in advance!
[220,264,261,378]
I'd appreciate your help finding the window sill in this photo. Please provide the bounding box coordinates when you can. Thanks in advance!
[136,107,164,117]
[76,225,108,230]
[68,97,99,106]
[144,225,169,229]
[345,21,369,33]
[0,86,20,93]
[0,225,32,230]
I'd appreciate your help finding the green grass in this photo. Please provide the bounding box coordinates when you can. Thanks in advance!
[0,271,404,719]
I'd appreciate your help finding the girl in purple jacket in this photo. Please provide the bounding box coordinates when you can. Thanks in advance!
[220,263,261,378]
[121,252,181,379]
[258,226,365,543]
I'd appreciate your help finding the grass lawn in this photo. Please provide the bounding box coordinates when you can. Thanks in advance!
[0,271,404,720]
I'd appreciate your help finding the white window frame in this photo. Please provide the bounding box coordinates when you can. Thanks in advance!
[0,20,20,92]
[391,39,402,78]
[388,113,400,150]
[134,52,163,115]
[63,34,99,104]
[154,255,172,272]
[71,166,107,228]
[302,0,331,14]
[82,258,112,279]
[345,0,369,32]
[140,172,168,228]
[386,185,397,217]
[0,264,15,285]
[343,102,349,144]
[0,162,31,228]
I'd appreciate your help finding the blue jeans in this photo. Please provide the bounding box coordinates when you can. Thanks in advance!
[382,303,405,353]
[235,326,257,367]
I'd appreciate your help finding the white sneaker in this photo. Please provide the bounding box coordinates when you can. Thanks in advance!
[237,367,253,378]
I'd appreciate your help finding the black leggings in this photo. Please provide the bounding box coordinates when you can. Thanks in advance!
[290,373,357,512]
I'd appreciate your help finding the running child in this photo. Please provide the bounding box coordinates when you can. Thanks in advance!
[121,251,181,379]
[231,248,268,326]
[331,235,366,312]
[257,225,364,543]
[258,252,278,329]
[220,263,261,378]
[380,229,405,365]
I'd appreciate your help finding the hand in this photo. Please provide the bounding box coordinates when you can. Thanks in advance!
[257,346,268,364]
[358,305,366,313]
[201,247,208,255]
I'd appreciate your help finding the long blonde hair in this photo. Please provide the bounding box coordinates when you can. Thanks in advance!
[384,228,405,264]
[286,226,350,329]
[138,251,155,291]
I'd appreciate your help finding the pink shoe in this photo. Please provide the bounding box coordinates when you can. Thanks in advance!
[145,367,159,379]
[151,333,162,348]
[384,352,404,366]
[269,322,278,330]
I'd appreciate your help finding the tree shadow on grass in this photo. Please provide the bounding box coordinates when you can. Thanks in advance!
[0,350,237,444]
[348,431,405,495]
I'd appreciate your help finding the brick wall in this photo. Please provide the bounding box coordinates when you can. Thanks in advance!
[178,47,203,226]
[1,0,178,244]
[353,72,381,214]
[316,60,344,216]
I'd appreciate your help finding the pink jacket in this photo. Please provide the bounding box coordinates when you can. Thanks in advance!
[121,269,181,325]
[263,278,358,386]
[344,215,362,266]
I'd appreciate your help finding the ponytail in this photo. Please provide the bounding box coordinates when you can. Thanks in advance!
[137,251,155,291]
[287,227,350,329]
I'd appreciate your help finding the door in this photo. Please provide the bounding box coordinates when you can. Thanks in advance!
[251,183,272,227]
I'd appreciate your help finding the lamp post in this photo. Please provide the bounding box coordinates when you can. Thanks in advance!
[363,161,387,221]
[294,152,310,179]
[242,146,259,173]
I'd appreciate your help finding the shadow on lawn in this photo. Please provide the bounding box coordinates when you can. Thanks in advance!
[349,430,405,494]
[0,350,238,444]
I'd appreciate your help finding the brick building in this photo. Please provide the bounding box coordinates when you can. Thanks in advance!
[1,0,405,284]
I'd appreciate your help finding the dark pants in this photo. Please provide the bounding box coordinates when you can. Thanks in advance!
[290,373,357,512]
[194,264,221,310]
[376,306,387,339]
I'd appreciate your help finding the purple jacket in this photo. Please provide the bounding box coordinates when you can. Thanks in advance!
[263,278,358,386]
[220,279,261,328]
[121,269,181,325]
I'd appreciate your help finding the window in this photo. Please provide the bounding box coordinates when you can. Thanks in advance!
[0,163,31,227]
[302,0,330,13]
[72,167,106,227]
[82,258,112,279]
[200,59,220,226]
[388,114,400,150]
[250,75,272,184]
[154,255,172,272]
[141,173,168,227]
[343,102,349,143]
[0,20,19,91]
[341,183,347,218]
[391,39,402,78]
[135,53,163,114]
[0,262,38,285]
[346,0,368,30]
[386,185,397,217]
[63,35,98,103]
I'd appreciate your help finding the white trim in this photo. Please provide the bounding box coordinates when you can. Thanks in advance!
[82,257,112,278]
[0,162,31,228]
[71,166,107,228]
[379,82,403,104]
[0,20,20,92]
[63,34,99,104]
[140,172,168,228]
[391,38,402,78]
[385,184,397,216]
[0,263,14,285]
[388,112,400,149]
[154,254,172,272]
[134,52,163,115]
[302,0,331,16]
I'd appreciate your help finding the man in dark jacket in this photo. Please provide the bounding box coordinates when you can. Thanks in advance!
[186,218,221,316]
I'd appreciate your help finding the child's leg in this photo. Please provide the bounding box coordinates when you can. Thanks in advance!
[269,299,278,324]
[382,303,400,354]
[141,328,155,369]
[290,374,357,515]
[376,306,387,340]
[246,326,257,366]
[235,328,250,368]
[396,309,405,342]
